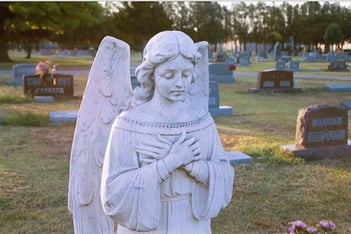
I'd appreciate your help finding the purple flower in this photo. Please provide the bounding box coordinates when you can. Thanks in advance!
[291,220,308,228]
[288,225,296,233]
[328,221,336,229]
[307,226,318,233]
[319,220,336,230]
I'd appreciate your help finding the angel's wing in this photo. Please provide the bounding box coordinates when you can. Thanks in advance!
[68,36,132,234]
[192,41,210,112]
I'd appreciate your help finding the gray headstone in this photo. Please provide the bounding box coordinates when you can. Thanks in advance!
[209,63,234,83]
[276,61,286,70]
[240,56,250,66]
[289,61,300,71]
[208,80,233,116]
[272,42,281,60]
[8,63,36,86]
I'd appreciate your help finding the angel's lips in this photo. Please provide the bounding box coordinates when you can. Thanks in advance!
[170,90,185,95]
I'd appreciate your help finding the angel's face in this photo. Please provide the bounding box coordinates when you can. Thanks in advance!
[153,54,194,103]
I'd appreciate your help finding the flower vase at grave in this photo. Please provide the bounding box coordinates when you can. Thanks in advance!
[41,73,55,86]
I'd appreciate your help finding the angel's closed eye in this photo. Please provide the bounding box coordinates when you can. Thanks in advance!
[162,71,174,79]
[182,71,192,78]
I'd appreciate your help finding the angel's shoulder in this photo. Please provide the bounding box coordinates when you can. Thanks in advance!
[117,104,149,121]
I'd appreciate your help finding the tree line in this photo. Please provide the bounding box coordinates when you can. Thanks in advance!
[1,1,350,62]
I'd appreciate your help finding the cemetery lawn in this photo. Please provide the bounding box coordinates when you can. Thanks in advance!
[0,56,351,233]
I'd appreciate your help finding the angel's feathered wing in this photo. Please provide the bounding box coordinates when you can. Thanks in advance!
[192,41,210,112]
[68,36,132,234]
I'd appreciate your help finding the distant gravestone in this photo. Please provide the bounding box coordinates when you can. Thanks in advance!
[23,74,74,97]
[7,63,36,86]
[325,84,351,92]
[208,80,233,116]
[303,52,320,62]
[250,69,294,92]
[276,61,286,70]
[328,61,348,71]
[295,104,348,149]
[327,52,338,62]
[341,100,351,110]
[272,42,282,60]
[49,110,78,124]
[216,51,227,62]
[289,61,300,71]
[240,56,250,66]
[282,104,351,159]
[209,63,235,83]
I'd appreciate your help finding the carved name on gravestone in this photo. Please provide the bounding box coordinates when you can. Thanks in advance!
[256,69,293,90]
[295,104,348,149]
[23,74,74,97]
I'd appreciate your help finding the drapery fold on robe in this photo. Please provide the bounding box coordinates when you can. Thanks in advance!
[101,113,234,232]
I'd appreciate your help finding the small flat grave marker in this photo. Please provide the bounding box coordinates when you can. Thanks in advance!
[325,84,351,92]
[49,110,78,124]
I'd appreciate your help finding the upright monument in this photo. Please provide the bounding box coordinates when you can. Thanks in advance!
[68,31,235,234]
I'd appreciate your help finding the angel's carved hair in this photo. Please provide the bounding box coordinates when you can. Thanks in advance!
[133,31,201,106]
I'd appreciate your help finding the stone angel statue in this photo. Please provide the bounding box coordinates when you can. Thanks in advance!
[69,31,234,234]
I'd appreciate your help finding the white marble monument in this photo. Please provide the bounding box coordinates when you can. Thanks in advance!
[68,31,235,234]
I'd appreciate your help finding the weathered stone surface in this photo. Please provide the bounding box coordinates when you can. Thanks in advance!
[295,104,348,149]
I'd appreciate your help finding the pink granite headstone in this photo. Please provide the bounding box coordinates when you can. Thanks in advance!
[295,104,348,149]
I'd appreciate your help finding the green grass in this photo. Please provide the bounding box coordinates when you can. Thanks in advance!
[0,56,351,233]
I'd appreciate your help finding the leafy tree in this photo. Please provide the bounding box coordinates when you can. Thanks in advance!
[324,23,343,52]
[2,2,103,60]
[164,2,193,36]
[231,2,250,51]
[53,2,104,49]
[189,2,224,48]
[113,2,172,49]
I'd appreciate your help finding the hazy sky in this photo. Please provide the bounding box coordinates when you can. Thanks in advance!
[218,1,351,8]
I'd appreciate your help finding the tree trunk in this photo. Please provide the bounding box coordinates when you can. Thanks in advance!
[25,42,32,59]
[0,3,12,62]
[0,36,11,62]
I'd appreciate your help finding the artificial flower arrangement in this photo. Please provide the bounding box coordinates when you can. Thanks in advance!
[35,60,57,85]
[287,220,337,234]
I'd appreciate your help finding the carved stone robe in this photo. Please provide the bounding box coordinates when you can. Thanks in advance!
[101,112,234,234]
